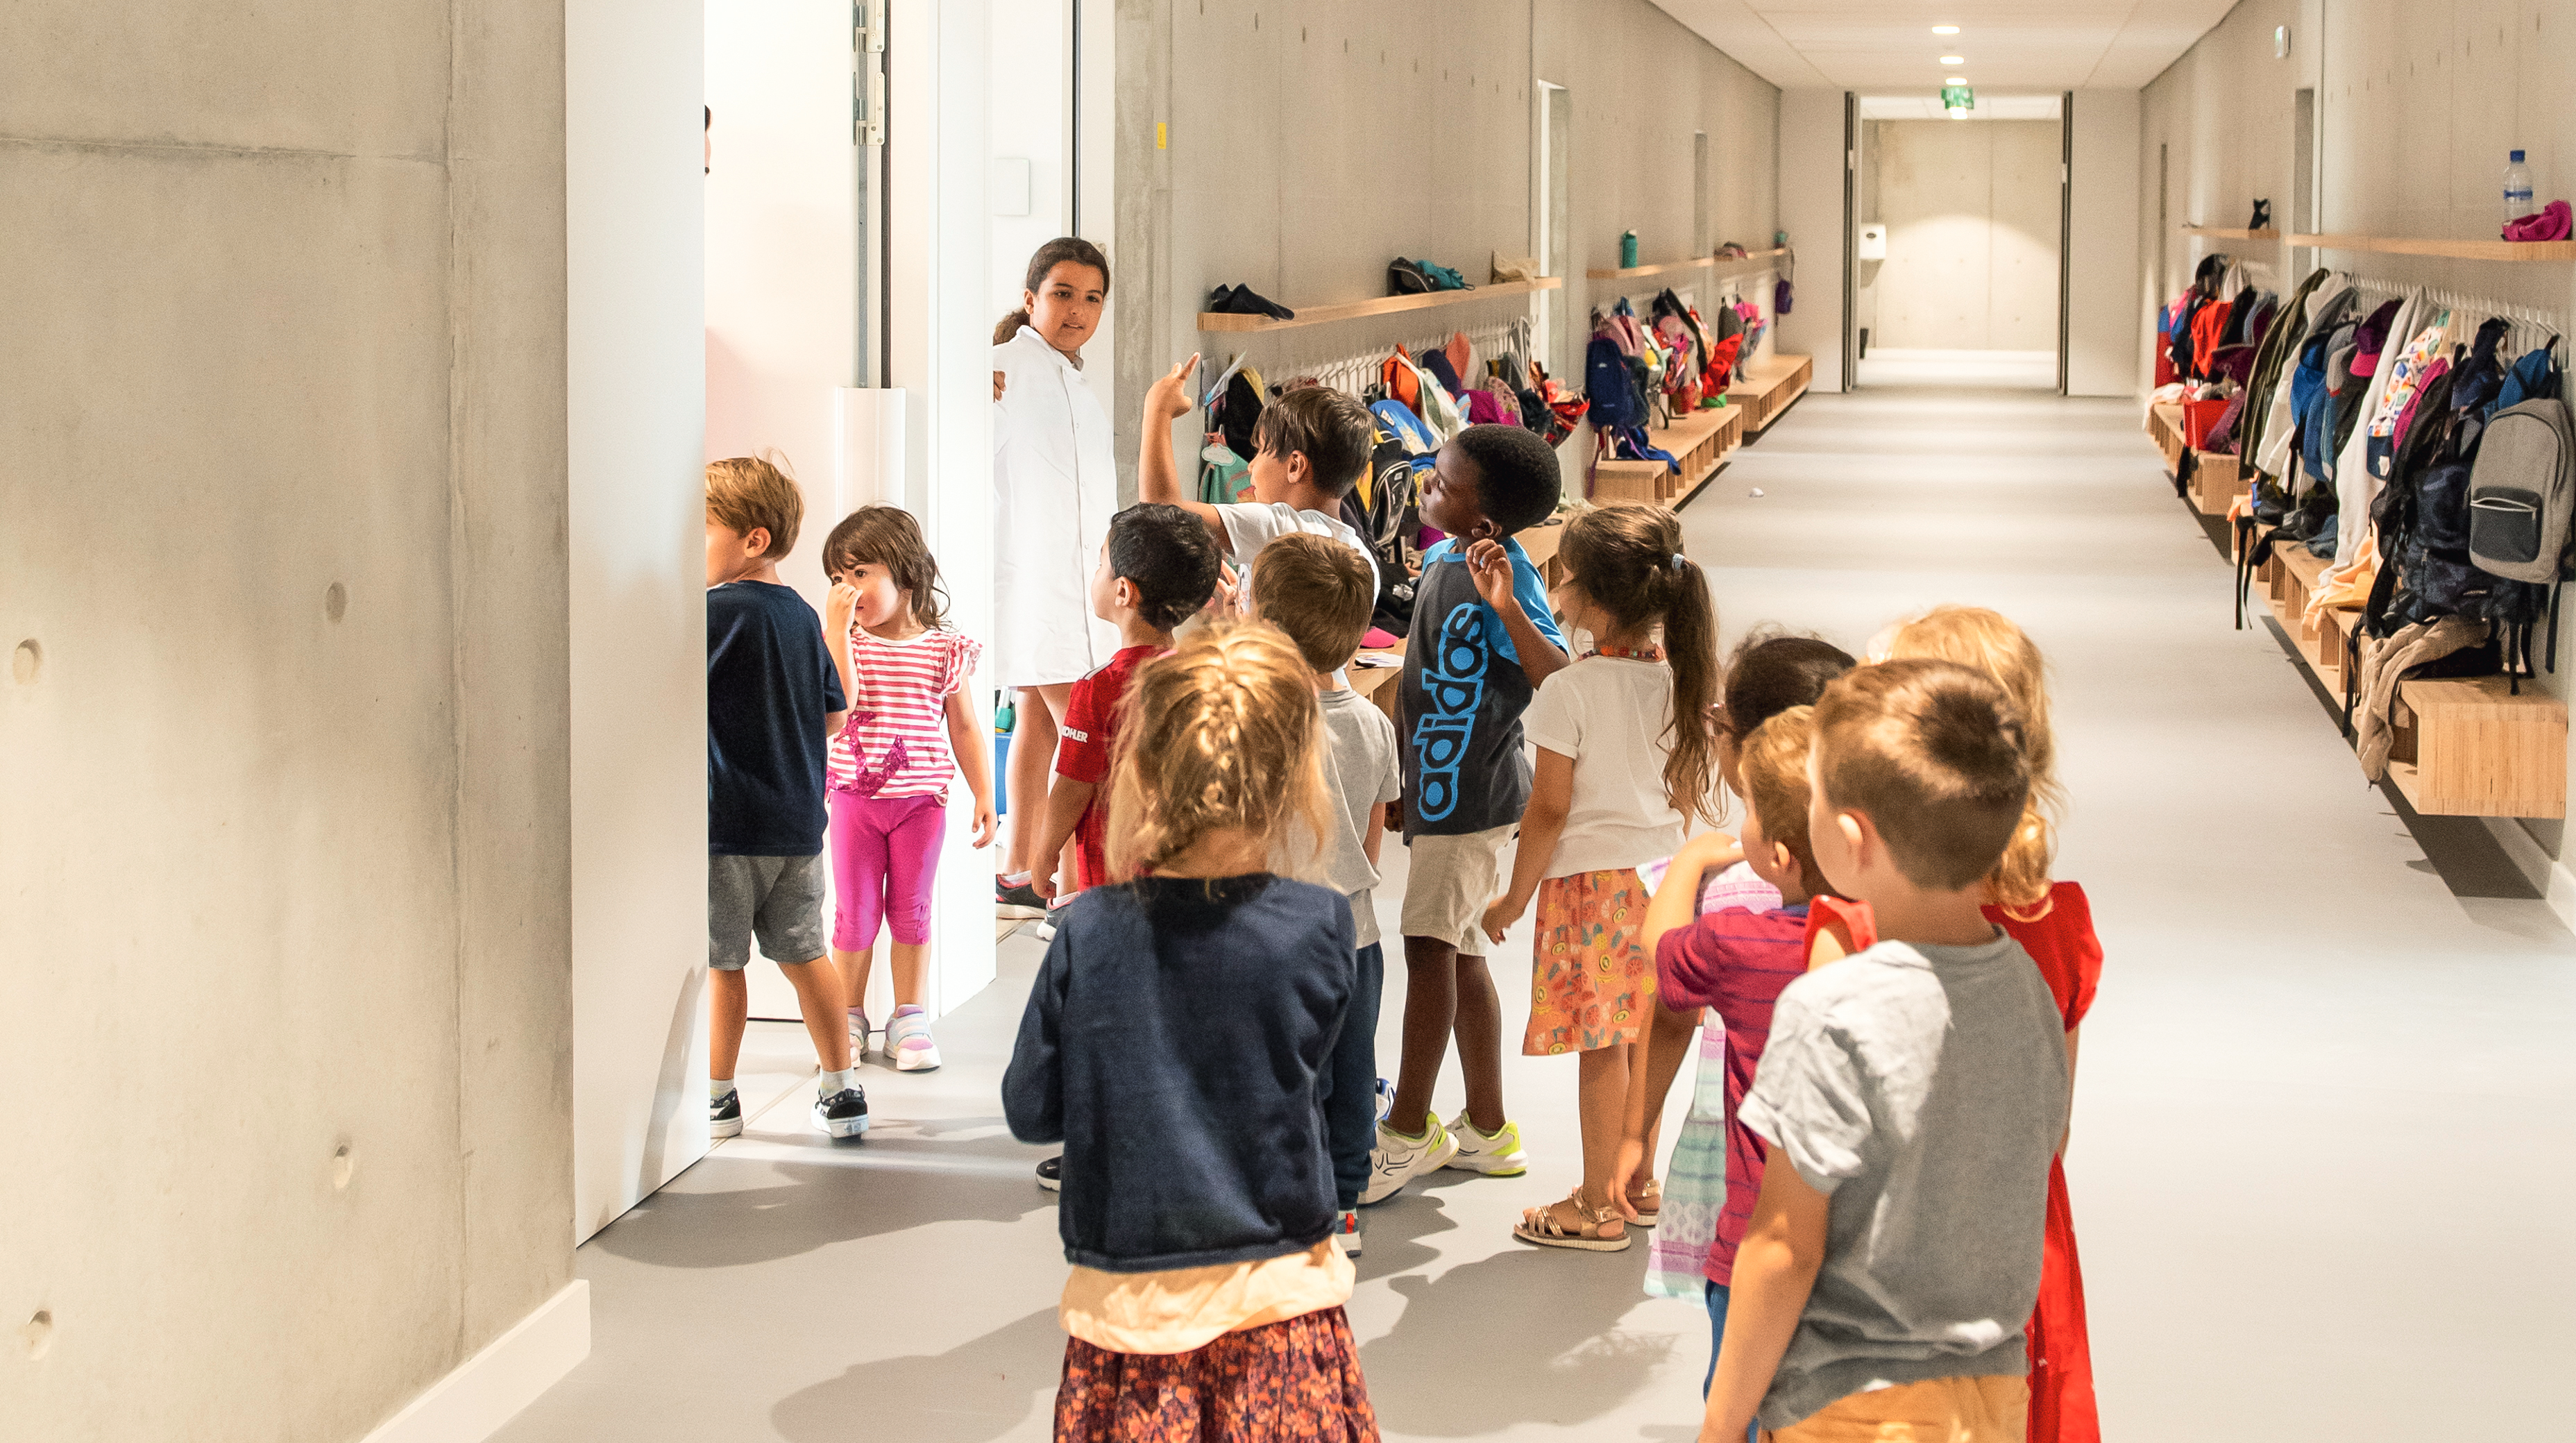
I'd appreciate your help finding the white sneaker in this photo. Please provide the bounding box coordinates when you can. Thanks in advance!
[846,1009,872,1061]
[1443,1114,1529,1176]
[1360,1116,1459,1204]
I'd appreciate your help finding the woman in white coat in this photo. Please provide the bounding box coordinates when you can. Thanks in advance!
[992,237,1120,907]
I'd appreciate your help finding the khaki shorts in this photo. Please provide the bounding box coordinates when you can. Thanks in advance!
[1398,824,1515,956]
[1767,1374,2028,1442]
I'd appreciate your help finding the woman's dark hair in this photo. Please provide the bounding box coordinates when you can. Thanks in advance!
[994,237,1112,344]
[1720,629,1856,741]
[820,505,950,630]
[1559,505,1720,827]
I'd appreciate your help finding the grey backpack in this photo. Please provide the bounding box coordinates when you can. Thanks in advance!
[2468,395,2576,584]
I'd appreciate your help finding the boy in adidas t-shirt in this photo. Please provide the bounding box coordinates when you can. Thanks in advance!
[1366,423,1569,1204]
[1138,355,1381,605]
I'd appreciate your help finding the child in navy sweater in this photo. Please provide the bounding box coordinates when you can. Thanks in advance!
[1003,623,1379,1441]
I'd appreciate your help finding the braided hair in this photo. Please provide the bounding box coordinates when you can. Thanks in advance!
[1104,623,1330,878]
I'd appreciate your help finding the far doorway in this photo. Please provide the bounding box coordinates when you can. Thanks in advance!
[1851,94,2064,392]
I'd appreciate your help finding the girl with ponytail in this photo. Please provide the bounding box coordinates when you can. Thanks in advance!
[1477,503,1720,1254]
[1003,624,1380,1436]
[992,237,1120,911]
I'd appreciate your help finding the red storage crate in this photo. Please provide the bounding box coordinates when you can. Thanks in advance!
[2180,398,2228,448]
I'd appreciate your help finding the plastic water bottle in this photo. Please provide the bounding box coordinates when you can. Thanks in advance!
[2505,149,2534,226]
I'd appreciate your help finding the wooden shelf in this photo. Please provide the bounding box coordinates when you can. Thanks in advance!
[2390,675,2566,818]
[1588,257,1709,280]
[1727,354,1812,434]
[2287,233,2576,262]
[1196,277,1563,334]
[1712,248,1790,279]
[2180,226,2279,240]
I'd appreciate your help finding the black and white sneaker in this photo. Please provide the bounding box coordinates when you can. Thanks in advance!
[1035,1156,1062,1192]
[813,1086,870,1138]
[997,879,1048,920]
[711,1088,743,1139]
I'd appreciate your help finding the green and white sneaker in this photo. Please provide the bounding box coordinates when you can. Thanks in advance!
[1361,1116,1459,1204]
[1441,1113,1528,1176]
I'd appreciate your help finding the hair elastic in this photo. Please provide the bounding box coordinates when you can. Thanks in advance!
[1670,552,1686,572]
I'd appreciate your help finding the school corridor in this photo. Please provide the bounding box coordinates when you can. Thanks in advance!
[484,386,2576,1442]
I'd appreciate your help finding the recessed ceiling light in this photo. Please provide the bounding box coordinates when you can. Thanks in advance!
[1946,76,1967,84]
[1938,56,1966,65]
[1932,25,1960,34]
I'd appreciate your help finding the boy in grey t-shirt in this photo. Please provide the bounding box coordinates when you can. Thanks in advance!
[1252,537,1403,1252]
[1705,660,2069,1442]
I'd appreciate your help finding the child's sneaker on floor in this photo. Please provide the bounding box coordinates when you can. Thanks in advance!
[1035,1156,1062,1191]
[1373,1077,1394,1122]
[997,875,1048,919]
[847,1008,872,1061]
[711,1084,743,1139]
[1442,1113,1528,1176]
[886,1005,941,1072]
[812,1080,870,1138]
[1334,1209,1364,1257]
[1361,1116,1459,1204]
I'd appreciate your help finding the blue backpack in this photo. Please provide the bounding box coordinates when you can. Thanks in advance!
[1584,336,1647,432]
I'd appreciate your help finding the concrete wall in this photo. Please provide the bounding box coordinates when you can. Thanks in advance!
[2142,0,2576,891]
[2067,89,2142,397]
[1861,120,2062,351]
[1777,89,1847,391]
[1111,0,1779,498]
[0,1,579,1437]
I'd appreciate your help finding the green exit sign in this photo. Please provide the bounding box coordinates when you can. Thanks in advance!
[1940,85,1974,113]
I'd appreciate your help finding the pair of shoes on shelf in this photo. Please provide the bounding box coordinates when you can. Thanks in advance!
[1206,282,1294,321]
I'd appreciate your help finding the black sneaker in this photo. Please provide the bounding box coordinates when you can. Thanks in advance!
[711,1088,743,1139]
[997,879,1047,919]
[1035,1156,1062,1192]
[813,1086,870,1139]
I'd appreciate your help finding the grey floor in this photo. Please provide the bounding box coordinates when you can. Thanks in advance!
[498,383,2576,1442]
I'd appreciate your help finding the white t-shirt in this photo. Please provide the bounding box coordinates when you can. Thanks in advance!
[1218,500,1380,608]
[1520,655,1688,879]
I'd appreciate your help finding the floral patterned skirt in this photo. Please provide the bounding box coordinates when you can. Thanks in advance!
[1522,867,1655,1055]
[1055,1306,1378,1442]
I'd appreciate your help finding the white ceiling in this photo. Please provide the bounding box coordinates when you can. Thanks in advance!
[1858,94,2062,121]
[1648,0,2239,92]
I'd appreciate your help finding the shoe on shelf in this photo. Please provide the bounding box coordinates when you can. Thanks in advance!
[887,1005,941,1072]
[1442,1113,1528,1177]
[813,1084,870,1139]
[997,877,1048,919]
[1360,1116,1459,1205]
[847,1009,872,1062]
[1035,1156,1062,1192]
[711,1087,743,1140]
[1334,1209,1364,1257]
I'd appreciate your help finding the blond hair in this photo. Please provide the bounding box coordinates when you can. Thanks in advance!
[1813,660,2031,893]
[705,454,805,560]
[1738,705,1820,887]
[1251,534,1375,675]
[1882,606,2059,908]
[1105,623,1330,878]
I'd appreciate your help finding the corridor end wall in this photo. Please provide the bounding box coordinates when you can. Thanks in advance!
[2143,0,2576,910]
[1,2,581,1439]
[1112,0,1779,498]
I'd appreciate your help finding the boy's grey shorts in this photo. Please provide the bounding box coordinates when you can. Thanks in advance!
[709,852,829,970]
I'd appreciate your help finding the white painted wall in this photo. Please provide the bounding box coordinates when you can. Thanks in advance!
[2067,89,2142,397]
[1777,89,1849,391]
[1863,120,2062,351]
[889,0,1001,1012]
[989,0,1070,321]
[568,0,711,1241]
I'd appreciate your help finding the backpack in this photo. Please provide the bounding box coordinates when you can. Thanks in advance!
[1586,335,1647,432]
[2467,395,2576,586]
[1347,415,1429,633]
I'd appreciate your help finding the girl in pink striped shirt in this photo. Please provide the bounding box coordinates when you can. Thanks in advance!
[820,506,996,1073]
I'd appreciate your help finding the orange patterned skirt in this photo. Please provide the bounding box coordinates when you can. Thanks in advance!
[1522,867,1655,1054]
[1055,1306,1378,1442]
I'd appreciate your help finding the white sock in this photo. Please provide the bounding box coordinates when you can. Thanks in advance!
[818,1067,858,1097]
[711,1078,736,1102]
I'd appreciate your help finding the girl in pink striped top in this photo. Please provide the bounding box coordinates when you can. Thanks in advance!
[820,506,996,1074]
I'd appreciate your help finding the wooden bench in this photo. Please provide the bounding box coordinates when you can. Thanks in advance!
[1591,405,1743,507]
[2147,404,2187,475]
[2189,450,2241,516]
[2386,675,2568,818]
[1727,355,1812,435]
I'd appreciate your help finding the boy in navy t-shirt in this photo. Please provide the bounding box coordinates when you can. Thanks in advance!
[1366,424,1569,1204]
[704,457,868,1140]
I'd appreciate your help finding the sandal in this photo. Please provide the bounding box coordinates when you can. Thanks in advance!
[1512,1188,1631,1252]
[1627,1178,1662,1228]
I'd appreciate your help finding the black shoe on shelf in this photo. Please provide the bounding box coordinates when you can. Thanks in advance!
[711,1088,743,1139]
[1208,282,1294,320]
[1036,1156,1062,1192]
[997,878,1047,920]
[813,1086,870,1139]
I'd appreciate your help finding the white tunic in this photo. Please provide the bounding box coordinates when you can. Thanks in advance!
[992,326,1121,687]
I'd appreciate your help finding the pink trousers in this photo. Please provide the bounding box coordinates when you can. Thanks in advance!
[827,790,946,949]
